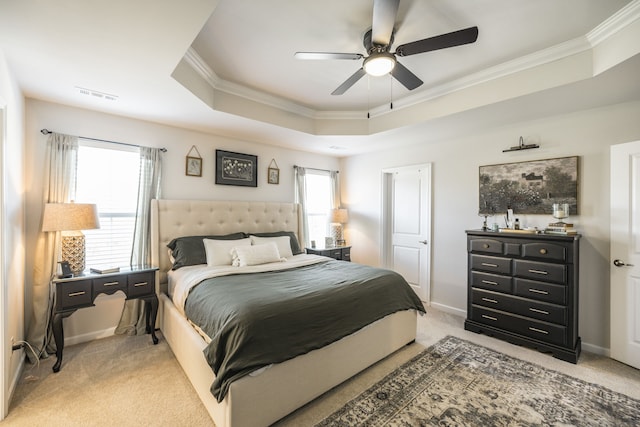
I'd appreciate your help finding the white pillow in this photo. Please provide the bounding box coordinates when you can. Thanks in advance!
[231,242,285,267]
[203,238,252,266]
[249,235,293,258]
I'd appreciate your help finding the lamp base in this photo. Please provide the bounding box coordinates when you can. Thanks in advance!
[330,223,344,246]
[61,231,86,275]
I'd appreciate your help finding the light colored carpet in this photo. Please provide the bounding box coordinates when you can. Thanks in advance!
[5,307,640,426]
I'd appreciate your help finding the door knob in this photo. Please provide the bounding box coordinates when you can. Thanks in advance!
[418,240,428,245]
[613,259,634,267]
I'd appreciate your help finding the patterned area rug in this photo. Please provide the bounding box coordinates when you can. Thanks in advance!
[316,336,640,426]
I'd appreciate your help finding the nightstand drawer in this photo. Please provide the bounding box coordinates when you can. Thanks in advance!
[57,280,92,310]
[127,272,154,297]
[93,275,127,295]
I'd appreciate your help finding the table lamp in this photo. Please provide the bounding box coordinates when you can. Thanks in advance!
[42,203,100,276]
[330,208,349,246]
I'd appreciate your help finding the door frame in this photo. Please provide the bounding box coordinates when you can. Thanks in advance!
[380,163,432,303]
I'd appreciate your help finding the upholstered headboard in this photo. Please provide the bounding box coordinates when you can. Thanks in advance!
[150,199,303,292]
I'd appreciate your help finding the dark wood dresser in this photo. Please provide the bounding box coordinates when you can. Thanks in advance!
[464,230,581,363]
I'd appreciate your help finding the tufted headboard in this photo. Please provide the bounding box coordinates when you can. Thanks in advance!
[150,199,303,293]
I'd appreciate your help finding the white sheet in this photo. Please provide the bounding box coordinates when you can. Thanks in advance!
[167,254,329,316]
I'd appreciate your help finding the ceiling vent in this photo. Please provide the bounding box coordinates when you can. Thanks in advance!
[75,86,119,101]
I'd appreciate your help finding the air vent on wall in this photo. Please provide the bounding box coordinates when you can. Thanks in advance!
[75,86,119,101]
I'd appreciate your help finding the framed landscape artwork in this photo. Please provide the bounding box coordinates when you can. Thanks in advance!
[479,156,578,215]
[215,149,258,187]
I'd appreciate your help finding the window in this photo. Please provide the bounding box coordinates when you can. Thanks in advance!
[74,142,140,268]
[304,171,333,246]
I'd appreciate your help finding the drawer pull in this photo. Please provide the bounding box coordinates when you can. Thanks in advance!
[481,263,498,268]
[528,327,549,335]
[481,298,498,304]
[528,269,548,275]
[539,248,547,255]
[103,281,120,287]
[529,307,549,315]
[483,244,490,249]
[68,291,86,297]
[528,288,549,295]
[133,282,148,287]
[482,314,498,321]
[481,280,498,286]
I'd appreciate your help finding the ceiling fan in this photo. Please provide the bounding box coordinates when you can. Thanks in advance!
[294,0,479,95]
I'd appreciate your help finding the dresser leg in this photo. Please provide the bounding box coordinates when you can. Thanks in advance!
[145,296,159,345]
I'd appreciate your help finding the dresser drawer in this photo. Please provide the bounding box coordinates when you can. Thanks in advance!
[514,278,566,305]
[472,288,566,325]
[470,254,511,274]
[127,272,154,297]
[471,305,567,346]
[514,259,566,284]
[93,275,127,295]
[57,279,92,310]
[521,242,567,262]
[471,271,512,293]
[469,238,503,254]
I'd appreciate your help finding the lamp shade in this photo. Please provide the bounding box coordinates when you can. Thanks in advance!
[42,203,100,232]
[331,208,349,224]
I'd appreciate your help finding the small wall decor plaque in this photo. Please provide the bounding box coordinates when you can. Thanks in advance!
[185,145,202,177]
[215,149,258,187]
[268,158,280,184]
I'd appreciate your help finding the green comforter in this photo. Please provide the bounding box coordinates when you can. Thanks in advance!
[184,259,426,402]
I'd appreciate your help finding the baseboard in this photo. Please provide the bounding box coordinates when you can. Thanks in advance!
[7,352,25,415]
[581,341,610,357]
[430,301,466,318]
[64,327,116,346]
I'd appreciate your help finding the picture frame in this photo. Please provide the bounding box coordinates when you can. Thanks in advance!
[267,158,280,184]
[479,156,579,215]
[185,156,202,177]
[215,149,258,187]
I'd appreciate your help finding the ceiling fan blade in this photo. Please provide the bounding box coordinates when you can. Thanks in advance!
[332,68,366,95]
[395,26,479,57]
[372,0,399,46]
[295,52,363,60]
[391,62,423,90]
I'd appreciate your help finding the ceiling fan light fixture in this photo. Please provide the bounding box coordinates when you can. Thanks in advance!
[363,52,396,76]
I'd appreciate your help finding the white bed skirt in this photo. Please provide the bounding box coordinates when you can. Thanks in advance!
[160,293,417,427]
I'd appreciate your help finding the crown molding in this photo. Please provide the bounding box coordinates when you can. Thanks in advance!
[180,2,639,122]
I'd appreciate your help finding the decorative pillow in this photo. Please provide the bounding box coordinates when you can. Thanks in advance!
[249,235,293,258]
[251,231,303,255]
[204,237,252,267]
[167,232,247,270]
[231,242,284,267]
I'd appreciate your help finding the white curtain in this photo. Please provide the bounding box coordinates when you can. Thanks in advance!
[294,166,310,247]
[330,170,340,209]
[115,146,163,335]
[27,132,78,359]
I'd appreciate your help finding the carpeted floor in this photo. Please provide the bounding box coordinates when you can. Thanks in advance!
[5,307,640,426]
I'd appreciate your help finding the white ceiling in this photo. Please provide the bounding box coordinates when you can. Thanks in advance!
[1,0,639,156]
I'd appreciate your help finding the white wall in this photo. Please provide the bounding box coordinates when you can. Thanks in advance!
[341,100,640,353]
[24,99,339,344]
[0,50,25,418]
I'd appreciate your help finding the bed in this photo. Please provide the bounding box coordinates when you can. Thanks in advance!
[150,199,424,427]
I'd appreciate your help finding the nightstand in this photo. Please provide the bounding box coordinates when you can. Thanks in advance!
[51,265,159,373]
[306,245,351,261]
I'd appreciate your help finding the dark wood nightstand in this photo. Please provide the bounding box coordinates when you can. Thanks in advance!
[51,265,159,373]
[306,245,351,261]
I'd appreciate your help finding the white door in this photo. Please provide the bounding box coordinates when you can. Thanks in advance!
[611,141,640,369]
[382,164,431,301]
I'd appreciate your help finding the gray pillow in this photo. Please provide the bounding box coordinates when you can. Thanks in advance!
[167,232,247,270]
[251,231,303,255]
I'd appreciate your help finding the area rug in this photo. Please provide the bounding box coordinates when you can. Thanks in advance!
[316,335,640,426]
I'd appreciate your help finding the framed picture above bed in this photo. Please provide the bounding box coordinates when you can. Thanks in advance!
[215,149,258,187]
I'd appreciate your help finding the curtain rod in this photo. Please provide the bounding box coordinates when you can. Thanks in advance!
[294,165,339,173]
[40,129,167,152]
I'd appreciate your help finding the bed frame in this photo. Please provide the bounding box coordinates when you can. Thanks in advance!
[150,199,418,427]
